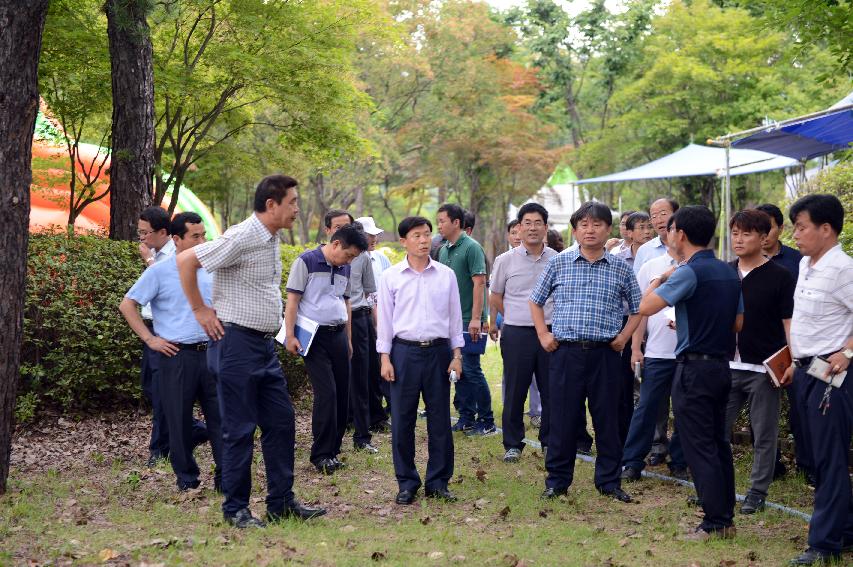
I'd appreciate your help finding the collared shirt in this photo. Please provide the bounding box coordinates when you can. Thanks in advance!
[286,246,351,326]
[194,214,283,333]
[127,256,212,343]
[614,244,636,268]
[140,238,176,320]
[438,233,488,324]
[490,245,557,326]
[376,257,465,353]
[346,252,376,310]
[790,245,853,358]
[768,243,803,282]
[368,250,392,308]
[633,236,666,275]
[529,248,641,342]
[655,249,743,357]
[636,252,678,359]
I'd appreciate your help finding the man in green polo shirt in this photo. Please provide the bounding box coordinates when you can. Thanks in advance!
[437,204,494,436]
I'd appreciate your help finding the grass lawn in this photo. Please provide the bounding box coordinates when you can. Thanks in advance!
[0,345,833,566]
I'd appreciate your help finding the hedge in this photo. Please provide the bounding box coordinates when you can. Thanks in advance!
[18,234,311,421]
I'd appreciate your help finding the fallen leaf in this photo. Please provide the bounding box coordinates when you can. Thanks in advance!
[371,551,386,561]
[428,551,444,560]
[539,510,548,518]
[97,548,118,562]
[499,506,510,519]
[420,516,431,525]
[475,469,487,482]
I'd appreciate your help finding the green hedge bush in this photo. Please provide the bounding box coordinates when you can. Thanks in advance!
[18,234,312,421]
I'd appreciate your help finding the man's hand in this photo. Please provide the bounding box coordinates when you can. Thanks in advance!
[468,318,482,341]
[286,336,303,355]
[448,356,462,379]
[348,340,353,360]
[824,351,850,379]
[610,334,628,353]
[381,357,395,382]
[193,305,224,340]
[138,243,153,264]
[605,237,620,251]
[538,331,558,353]
[489,326,500,342]
[780,364,795,387]
[631,348,644,368]
[146,336,179,357]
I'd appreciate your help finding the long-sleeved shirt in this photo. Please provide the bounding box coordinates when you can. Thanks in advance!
[376,256,465,354]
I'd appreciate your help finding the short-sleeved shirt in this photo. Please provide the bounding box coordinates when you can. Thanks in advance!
[633,236,666,275]
[347,252,376,310]
[768,243,803,282]
[140,238,176,320]
[194,214,283,333]
[655,249,742,357]
[729,259,795,364]
[490,245,557,326]
[126,256,212,343]
[529,248,641,342]
[636,252,679,359]
[790,245,853,358]
[286,246,351,326]
[438,233,488,324]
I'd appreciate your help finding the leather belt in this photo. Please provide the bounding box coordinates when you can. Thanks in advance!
[793,353,836,368]
[393,337,449,348]
[559,339,613,350]
[677,353,726,362]
[176,342,208,352]
[352,307,372,316]
[319,323,346,332]
[223,322,275,340]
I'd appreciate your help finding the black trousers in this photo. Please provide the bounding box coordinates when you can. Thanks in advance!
[207,326,296,517]
[618,334,636,447]
[546,343,622,491]
[793,367,853,554]
[788,374,815,476]
[349,310,373,446]
[141,337,169,457]
[159,348,223,488]
[501,325,550,451]
[304,326,350,463]
[390,341,453,492]
[367,314,391,425]
[672,358,734,531]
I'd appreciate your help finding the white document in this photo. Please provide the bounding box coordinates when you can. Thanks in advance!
[276,314,320,357]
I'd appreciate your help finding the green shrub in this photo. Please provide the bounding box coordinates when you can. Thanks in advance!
[17,235,312,420]
[801,160,853,254]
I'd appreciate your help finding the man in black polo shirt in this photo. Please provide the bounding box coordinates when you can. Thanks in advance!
[640,205,743,541]
[724,209,795,514]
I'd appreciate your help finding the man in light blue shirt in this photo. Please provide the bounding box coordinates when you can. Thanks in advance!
[120,212,223,492]
[633,198,679,275]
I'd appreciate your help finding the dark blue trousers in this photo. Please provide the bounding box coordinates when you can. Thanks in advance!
[349,311,373,446]
[794,367,853,554]
[367,315,391,425]
[141,341,170,457]
[622,358,686,471]
[207,327,296,517]
[457,352,494,427]
[159,348,223,488]
[789,373,816,476]
[303,327,350,463]
[672,359,735,531]
[390,341,453,492]
[546,343,622,492]
[501,325,550,451]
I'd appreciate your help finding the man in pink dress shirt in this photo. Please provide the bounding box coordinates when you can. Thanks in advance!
[376,216,465,505]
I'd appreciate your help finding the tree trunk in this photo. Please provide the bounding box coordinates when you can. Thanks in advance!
[106,0,155,240]
[0,0,49,495]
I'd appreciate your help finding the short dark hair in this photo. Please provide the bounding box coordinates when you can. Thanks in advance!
[328,224,368,252]
[789,194,844,235]
[625,212,650,231]
[756,203,784,227]
[507,219,520,232]
[253,174,298,212]
[570,201,612,229]
[517,202,549,224]
[140,206,171,233]
[171,212,203,238]
[547,229,564,252]
[668,205,716,247]
[437,203,465,228]
[729,209,771,234]
[620,210,636,221]
[324,209,354,228]
[398,216,433,238]
[463,211,476,231]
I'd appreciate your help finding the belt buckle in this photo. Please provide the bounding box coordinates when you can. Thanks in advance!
[418,340,430,347]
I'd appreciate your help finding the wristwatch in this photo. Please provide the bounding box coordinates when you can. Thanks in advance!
[843,348,853,360]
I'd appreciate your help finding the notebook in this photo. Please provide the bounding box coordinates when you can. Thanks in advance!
[276,314,319,357]
[762,345,792,388]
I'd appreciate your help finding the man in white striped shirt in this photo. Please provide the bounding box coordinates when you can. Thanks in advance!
[781,194,853,566]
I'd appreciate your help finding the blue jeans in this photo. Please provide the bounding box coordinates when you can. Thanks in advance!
[622,358,686,471]
[456,353,494,426]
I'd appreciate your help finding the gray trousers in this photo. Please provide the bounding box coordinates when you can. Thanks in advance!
[724,369,781,498]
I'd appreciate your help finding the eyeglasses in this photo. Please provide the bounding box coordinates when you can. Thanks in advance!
[137,229,152,237]
[650,211,671,220]
[521,220,545,228]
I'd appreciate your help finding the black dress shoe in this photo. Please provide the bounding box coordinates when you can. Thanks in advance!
[541,487,568,499]
[354,442,379,454]
[425,487,457,502]
[599,487,632,503]
[620,467,642,481]
[267,501,327,522]
[395,490,416,505]
[789,548,841,565]
[224,508,266,529]
[177,480,201,492]
[314,458,338,475]
[648,453,666,466]
[333,457,347,469]
[369,420,391,433]
[669,466,689,481]
[146,452,167,468]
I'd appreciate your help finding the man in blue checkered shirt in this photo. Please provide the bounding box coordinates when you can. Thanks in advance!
[530,201,642,503]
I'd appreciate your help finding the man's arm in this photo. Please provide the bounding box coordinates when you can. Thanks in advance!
[631,316,647,367]
[489,291,504,341]
[118,297,178,356]
[177,248,224,340]
[530,301,558,352]
[284,292,303,354]
[611,313,641,352]
[470,274,487,340]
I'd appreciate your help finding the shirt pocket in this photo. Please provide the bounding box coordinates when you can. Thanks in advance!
[796,287,827,317]
[333,276,348,298]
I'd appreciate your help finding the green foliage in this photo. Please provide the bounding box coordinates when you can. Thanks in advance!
[801,161,853,254]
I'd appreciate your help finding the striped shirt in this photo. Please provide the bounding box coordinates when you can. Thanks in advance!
[194,214,283,333]
[790,244,853,358]
[530,248,641,342]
